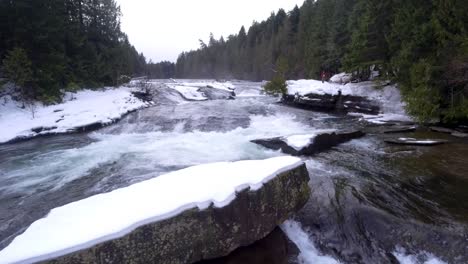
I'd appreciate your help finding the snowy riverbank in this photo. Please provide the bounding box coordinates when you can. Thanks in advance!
[0,87,152,144]
[287,78,413,124]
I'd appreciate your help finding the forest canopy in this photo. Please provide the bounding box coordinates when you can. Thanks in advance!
[1,0,467,123]
[0,0,147,103]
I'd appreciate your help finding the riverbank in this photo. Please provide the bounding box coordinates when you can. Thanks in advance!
[0,87,153,144]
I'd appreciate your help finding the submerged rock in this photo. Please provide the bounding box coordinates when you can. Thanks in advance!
[430,126,468,138]
[252,130,365,156]
[383,125,417,134]
[20,163,310,264]
[385,138,448,146]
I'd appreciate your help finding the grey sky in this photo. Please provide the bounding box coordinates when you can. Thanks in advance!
[116,0,305,63]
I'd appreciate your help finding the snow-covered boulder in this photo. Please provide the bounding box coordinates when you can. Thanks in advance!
[251,130,365,156]
[0,157,310,264]
[329,72,352,84]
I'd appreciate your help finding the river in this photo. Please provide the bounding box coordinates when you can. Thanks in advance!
[0,80,467,264]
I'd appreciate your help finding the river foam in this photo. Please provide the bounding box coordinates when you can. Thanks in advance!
[0,113,313,196]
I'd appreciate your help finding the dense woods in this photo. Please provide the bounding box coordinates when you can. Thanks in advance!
[176,0,468,123]
[1,0,467,122]
[0,0,146,103]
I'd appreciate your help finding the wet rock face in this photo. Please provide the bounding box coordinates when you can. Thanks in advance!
[42,164,310,264]
[251,130,365,156]
[282,93,380,115]
[197,227,293,264]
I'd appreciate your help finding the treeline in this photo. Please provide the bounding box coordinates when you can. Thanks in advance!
[175,0,468,123]
[146,61,176,79]
[0,0,146,103]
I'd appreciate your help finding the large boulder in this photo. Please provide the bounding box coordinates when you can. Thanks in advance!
[252,130,365,156]
[0,158,310,264]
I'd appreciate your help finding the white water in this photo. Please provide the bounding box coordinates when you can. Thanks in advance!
[393,247,448,264]
[281,220,341,264]
[0,113,312,196]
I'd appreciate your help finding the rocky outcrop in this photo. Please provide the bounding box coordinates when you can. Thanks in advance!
[252,130,365,156]
[131,91,153,102]
[40,164,310,264]
[282,93,380,115]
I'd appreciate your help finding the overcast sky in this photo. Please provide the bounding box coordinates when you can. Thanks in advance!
[116,0,305,63]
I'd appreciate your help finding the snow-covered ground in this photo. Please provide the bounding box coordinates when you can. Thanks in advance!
[0,156,302,264]
[0,87,151,144]
[287,76,412,124]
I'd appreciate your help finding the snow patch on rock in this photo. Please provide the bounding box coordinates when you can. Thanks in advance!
[329,73,352,84]
[285,130,337,151]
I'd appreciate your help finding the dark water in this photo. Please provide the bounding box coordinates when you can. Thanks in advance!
[0,81,467,263]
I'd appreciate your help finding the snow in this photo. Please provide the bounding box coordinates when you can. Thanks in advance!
[0,156,303,264]
[285,130,337,151]
[0,87,151,144]
[281,220,340,264]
